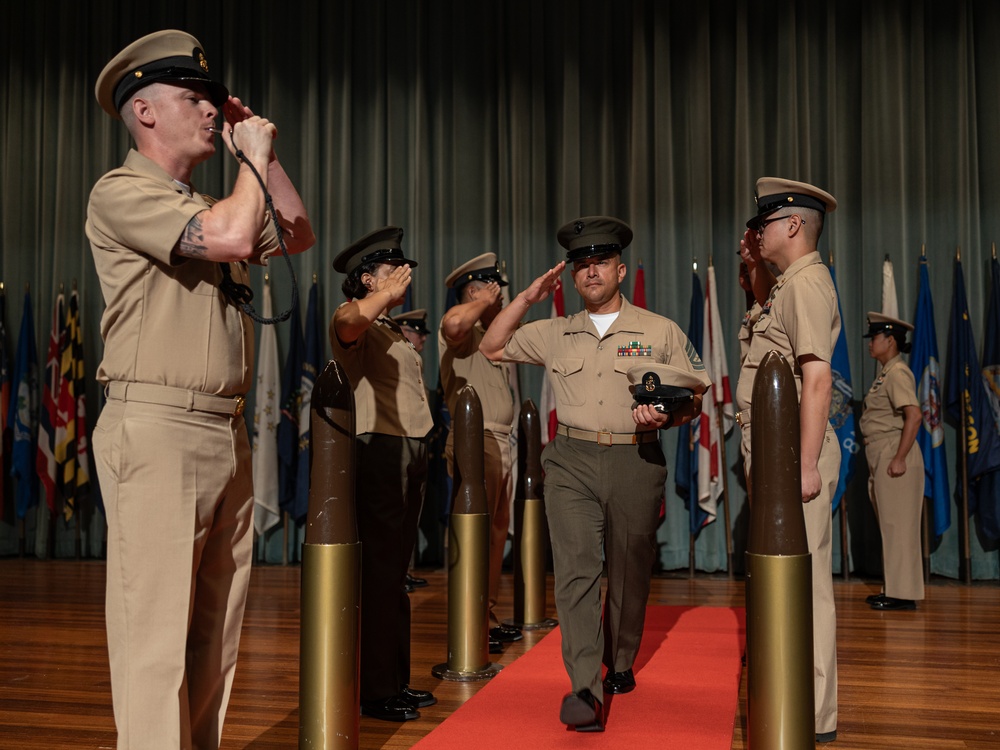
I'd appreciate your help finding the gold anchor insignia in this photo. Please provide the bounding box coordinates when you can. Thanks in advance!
[198,51,209,73]
[644,374,656,392]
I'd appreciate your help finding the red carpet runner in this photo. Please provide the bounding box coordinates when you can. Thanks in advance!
[415,606,746,749]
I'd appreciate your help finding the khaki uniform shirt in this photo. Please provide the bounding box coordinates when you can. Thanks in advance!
[738,301,763,366]
[86,149,278,396]
[860,355,918,439]
[735,252,841,411]
[502,295,709,433]
[330,308,434,438]
[439,322,514,434]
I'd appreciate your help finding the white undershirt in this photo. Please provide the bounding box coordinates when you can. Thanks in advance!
[589,311,619,338]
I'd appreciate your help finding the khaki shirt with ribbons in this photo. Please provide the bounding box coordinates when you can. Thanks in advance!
[86,149,278,397]
[331,307,434,438]
[502,295,709,434]
[439,322,514,435]
[735,252,841,412]
[859,354,919,440]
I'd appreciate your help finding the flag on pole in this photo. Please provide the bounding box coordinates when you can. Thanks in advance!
[277,300,304,518]
[632,260,647,309]
[675,270,706,533]
[55,290,83,522]
[910,258,950,537]
[945,256,1000,514]
[975,254,1000,542]
[70,289,90,512]
[36,293,64,514]
[696,265,734,526]
[538,276,565,445]
[829,264,859,514]
[0,286,10,519]
[882,255,900,319]
[294,279,323,523]
[9,291,39,519]
[253,279,282,536]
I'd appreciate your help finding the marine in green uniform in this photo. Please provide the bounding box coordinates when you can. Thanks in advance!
[480,216,709,732]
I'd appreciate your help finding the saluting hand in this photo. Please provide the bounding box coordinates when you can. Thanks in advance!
[371,264,412,305]
[521,262,566,306]
[740,228,762,268]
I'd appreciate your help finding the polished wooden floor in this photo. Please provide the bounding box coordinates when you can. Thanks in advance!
[1,559,998,749]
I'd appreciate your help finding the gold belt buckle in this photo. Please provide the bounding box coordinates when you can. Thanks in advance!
[735,409,748,428]
[234,396,246,417]
[597,430,614,447]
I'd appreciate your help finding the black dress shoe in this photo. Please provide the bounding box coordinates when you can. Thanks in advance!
[360,696,419,721]
[489,624,523,643]
[602,668,636,694]
[870,596,916,611]
[559,689,604,732]
[406,573,428,588]
[865,592,887,605]
[816,729,837,742]
[400,686,437,708]
[489,637,503,654]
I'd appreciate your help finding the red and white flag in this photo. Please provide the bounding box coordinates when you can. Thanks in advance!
[538,277,565,445]
[697,265,734,522]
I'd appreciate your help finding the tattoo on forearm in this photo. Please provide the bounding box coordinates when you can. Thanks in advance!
[178,214,209,258]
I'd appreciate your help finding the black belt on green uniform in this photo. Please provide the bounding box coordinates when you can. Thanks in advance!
[556,423,659,446]
[104,381,246,417]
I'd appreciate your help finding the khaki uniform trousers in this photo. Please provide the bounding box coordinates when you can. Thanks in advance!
[93,399,254,750]
[741,422,840,736]
[446,429,513,625]
[865,435,925,601]
[541,434,665,700]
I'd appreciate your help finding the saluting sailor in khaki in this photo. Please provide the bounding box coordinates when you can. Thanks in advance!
[481,216,709,732]
[439,253,520,648]
[860,312,925,610]
[735,177,841,744]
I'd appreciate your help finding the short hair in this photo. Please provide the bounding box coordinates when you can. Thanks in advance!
[341,260,380,300]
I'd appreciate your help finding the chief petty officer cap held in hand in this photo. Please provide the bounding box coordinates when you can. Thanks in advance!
[627,363,705,412]
[444,252,508,291]
[95,29,230,118]
[557,216,633,262]
[745,177,838,230]
[332,226,419,275]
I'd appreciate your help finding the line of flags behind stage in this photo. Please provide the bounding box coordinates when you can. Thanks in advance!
[829,263,858,515]
[946,256,1000,543]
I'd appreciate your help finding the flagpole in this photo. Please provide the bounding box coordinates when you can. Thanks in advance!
[956,247,972,584]
[689,260,697,580]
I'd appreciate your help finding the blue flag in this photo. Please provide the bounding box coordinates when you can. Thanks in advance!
[975,257,1000,542]
[277,301,304,518]
[946,258,1000,518]
[293,281,323,523]
[8,292,39,519]
[675,271,707,534]
[828,265,859,514]
[910,259,950,537]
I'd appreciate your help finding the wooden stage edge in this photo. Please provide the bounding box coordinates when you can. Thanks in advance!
[1,560,998,749]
